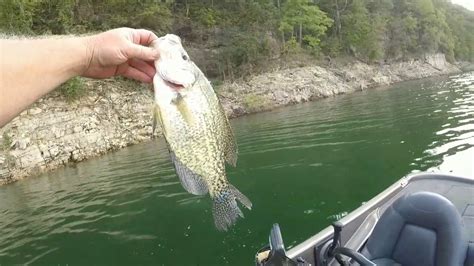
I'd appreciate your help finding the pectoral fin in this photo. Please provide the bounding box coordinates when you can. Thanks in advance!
[152,104,168,139]
[173,94,195,126]
[152,104,173,139]
[152,106,158,138]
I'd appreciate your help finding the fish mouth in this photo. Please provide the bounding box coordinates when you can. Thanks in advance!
[155,65,197,91]
[164,80,185,91]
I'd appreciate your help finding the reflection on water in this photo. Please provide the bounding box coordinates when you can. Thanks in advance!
[420,73,474,176]
[0,72,473,265]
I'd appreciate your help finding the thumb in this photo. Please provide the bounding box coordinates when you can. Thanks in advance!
[126,43,159,61]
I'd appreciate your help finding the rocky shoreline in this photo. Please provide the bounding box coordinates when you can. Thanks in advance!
[0,54,462,184]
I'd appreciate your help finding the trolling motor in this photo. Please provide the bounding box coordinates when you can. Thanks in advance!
[255,224,309,266]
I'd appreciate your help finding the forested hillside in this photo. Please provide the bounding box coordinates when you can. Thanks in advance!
[1,0,473,81]
[1,0,468,183]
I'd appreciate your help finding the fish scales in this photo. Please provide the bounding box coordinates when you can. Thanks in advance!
[151,34,252,231]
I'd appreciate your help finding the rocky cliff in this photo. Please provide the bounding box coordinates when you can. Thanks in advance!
[0,54,460,184]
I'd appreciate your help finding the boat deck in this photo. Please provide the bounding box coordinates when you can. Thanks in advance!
[336,173,474,247]
[285,173,474,265]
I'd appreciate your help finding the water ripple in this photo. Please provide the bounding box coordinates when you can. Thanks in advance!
[0,72,473,264]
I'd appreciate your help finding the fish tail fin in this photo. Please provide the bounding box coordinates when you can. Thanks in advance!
[212,184,252,231]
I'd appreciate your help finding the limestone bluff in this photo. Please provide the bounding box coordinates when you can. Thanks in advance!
[0,54,462,184]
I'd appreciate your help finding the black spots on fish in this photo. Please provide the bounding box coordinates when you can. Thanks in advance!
[212,189,243,231]
[155,62,249,231]
[182,54,189,61]
[221,109,238,167]
[211,183,252,231]
[170,152,209,195]
[210,174,227,190]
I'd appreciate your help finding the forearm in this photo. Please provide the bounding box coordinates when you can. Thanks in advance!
[0,36,90,126]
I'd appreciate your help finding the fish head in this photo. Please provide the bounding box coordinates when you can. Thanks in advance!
[151,34,197,100]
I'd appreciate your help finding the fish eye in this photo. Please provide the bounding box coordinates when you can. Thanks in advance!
[182,55,188,61]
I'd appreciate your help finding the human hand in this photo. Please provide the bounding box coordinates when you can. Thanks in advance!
[81,28,159,83]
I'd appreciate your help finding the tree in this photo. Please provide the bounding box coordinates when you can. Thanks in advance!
[341,0,380,60]
[0,0,35,34]
[279,0,333,53]
[31,0,76,34]
[1,0,473,72]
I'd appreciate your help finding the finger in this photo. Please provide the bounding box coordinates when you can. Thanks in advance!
[129,59,156,77]
[146,60,155,68]
[133,29,158,45]
[118,66,153,83]
[146,60,157,71]
[125,43,160,61]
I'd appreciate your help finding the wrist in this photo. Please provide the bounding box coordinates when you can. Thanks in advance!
[74,35,96,77]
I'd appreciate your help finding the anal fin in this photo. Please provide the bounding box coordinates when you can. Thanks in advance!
[170,152,208,195]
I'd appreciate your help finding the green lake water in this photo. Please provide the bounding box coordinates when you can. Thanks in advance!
[0,72,473,265]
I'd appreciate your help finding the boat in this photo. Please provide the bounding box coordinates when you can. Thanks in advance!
[255,172,474,266]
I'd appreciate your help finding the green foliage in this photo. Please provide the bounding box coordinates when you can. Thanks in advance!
[279,0,333,53]
[0,0,173,35]
[210,78,223,90]
[319,0,474,62]
[341,1,374,59]
[1,0,473,85]
[192,6,219,28]
[322,36,342,58]
[217,32,272,80]
[236,1,278,31]
[58,77,86,102]
[283,36,300,55]
[303,35,322,56]
[0,0,35,34]
[1,132,12,151]
[31,0,75,34]
[444,4,474,61]
[84,1,173,35]
[132,3,173,35]
[243,94,268,112]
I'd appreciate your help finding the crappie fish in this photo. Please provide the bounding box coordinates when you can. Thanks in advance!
[151,34,252,231]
